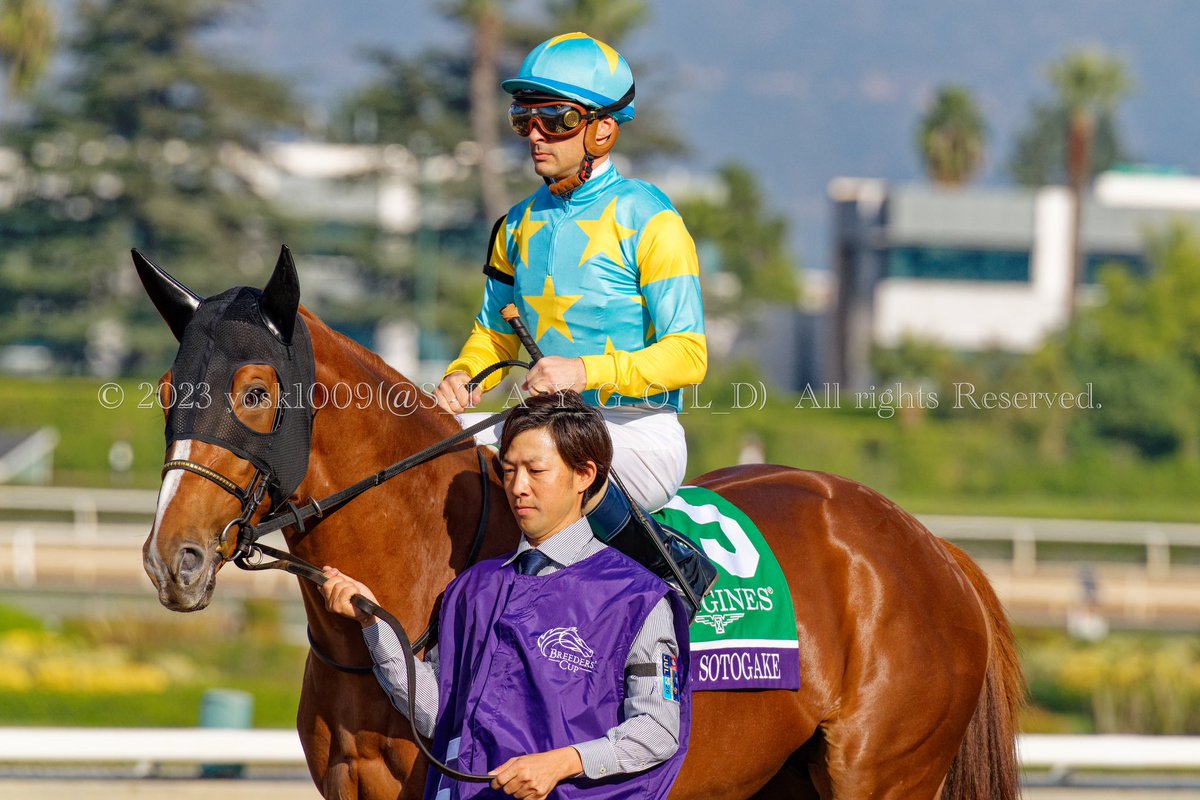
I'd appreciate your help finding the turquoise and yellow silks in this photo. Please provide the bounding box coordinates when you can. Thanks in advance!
[447,165,707,411]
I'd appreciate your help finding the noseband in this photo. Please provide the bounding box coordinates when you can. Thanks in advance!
[160,458,268,560]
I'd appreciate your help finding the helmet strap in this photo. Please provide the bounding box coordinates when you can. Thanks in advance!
[548,119,621,197]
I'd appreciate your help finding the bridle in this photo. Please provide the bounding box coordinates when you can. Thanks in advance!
[161,314,538,785]
[159,382,281,563]
[161,457,270,563]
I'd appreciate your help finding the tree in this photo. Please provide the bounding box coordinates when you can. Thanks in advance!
[336,0,682,194]
[1025,49,1132,322]
[334,5,510,220]
[676,163,800,308]
[0,0,298,374]
[443,0,509,222]
[0,0,54,119]
[334,48,472,152]
[1008,102,1125,188]
[1057,224,1200,457]
[510,0,649,49]
[915,85,986,186]
[327,0,682,360]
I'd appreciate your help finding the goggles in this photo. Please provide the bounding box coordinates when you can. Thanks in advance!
[508,101,590,138]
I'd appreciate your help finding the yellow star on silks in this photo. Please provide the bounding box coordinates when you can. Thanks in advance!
[597,337,618,404]
[632,295,656,341]
[524,277,582,343]
[514,201,545,268]
[576,198,636,267]
[546,33,620,75]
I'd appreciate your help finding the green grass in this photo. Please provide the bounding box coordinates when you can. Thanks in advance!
[679,398,1200,523]
[0,682,302,728]
[893,493,1200,522]
[1,376,167,487]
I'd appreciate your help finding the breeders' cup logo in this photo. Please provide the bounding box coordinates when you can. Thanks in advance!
[537,627,597,673]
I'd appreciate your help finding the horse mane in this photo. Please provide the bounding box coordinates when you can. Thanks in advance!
[296,305,463,438]
[298,305,403,382]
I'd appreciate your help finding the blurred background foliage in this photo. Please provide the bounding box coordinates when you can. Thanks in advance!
[0,599,305,727]
[0,0,765,374]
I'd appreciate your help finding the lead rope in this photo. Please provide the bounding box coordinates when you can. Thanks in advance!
[242,541,493,783]
[228,305,539,785]
[297,448,493,673]
[235,422,505,784]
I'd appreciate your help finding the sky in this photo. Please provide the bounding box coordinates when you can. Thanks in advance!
[42,0,1200,269]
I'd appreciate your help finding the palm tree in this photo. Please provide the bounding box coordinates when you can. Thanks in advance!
[0,0,55,122]
[537,0,648,44]
[1047,48,1132,321]
[916,84,986,187]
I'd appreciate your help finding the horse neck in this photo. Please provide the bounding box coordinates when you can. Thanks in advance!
[286,314,489,624]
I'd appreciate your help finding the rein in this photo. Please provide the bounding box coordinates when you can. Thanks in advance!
[229,306,533,559]
[243,537,492,783]
[232,402,513,554]
[301,447,493,671]
[221,350,532,786]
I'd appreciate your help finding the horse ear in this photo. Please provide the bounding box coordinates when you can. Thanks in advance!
[260,244,301,344]
[131,249,203,342]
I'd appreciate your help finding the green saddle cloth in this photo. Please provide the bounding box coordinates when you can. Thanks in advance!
[653,486,800,691]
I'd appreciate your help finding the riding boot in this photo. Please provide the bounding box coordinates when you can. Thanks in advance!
[586,480,718,621]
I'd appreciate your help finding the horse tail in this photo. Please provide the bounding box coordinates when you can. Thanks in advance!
[940,540,1025,800]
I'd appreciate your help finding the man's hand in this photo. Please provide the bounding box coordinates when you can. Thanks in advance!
[434,371,482,414]
[489,747,583,799]
[522,357,586,396]
[320,567,379,628]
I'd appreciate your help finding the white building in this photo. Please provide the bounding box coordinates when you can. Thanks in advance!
[827,171,1200,388]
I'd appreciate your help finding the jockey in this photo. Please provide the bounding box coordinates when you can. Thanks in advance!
[433,32,716,614]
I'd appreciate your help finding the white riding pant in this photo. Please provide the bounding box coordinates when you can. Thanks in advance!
[459,406,687,511]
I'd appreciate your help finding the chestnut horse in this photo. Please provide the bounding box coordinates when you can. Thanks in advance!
[138,250,1022,799]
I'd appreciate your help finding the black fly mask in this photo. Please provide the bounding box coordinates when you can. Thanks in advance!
[134,246,316,510]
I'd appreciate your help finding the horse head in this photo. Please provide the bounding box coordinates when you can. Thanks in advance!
[135,245,315,611]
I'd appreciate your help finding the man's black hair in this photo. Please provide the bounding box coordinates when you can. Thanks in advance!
[499,391,612,505]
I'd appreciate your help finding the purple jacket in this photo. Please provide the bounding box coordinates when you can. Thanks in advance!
[423,546,691,800]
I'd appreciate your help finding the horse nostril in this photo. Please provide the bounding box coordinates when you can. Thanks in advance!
[175,544,207,583]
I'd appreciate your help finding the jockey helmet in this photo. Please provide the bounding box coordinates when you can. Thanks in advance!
[501,33,636,125]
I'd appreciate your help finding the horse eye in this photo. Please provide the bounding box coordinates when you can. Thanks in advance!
[243,386,269,408]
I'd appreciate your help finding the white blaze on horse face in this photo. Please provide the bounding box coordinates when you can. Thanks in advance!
[149,439,191,568]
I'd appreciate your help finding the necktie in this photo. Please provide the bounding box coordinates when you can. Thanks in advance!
[514,548,553,576]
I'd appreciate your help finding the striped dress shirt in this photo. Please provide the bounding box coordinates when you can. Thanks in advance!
[362,515,682,779]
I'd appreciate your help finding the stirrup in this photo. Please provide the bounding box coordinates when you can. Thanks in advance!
[587,480,718,621]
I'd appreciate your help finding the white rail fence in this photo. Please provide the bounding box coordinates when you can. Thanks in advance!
[0,729,1195,773]
[4,486,1200,570]
[0,486,295,593]
[3,488,1200,622]
[923,514,1200,578]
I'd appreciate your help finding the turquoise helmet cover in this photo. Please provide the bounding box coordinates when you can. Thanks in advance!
[501,32,636,124]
